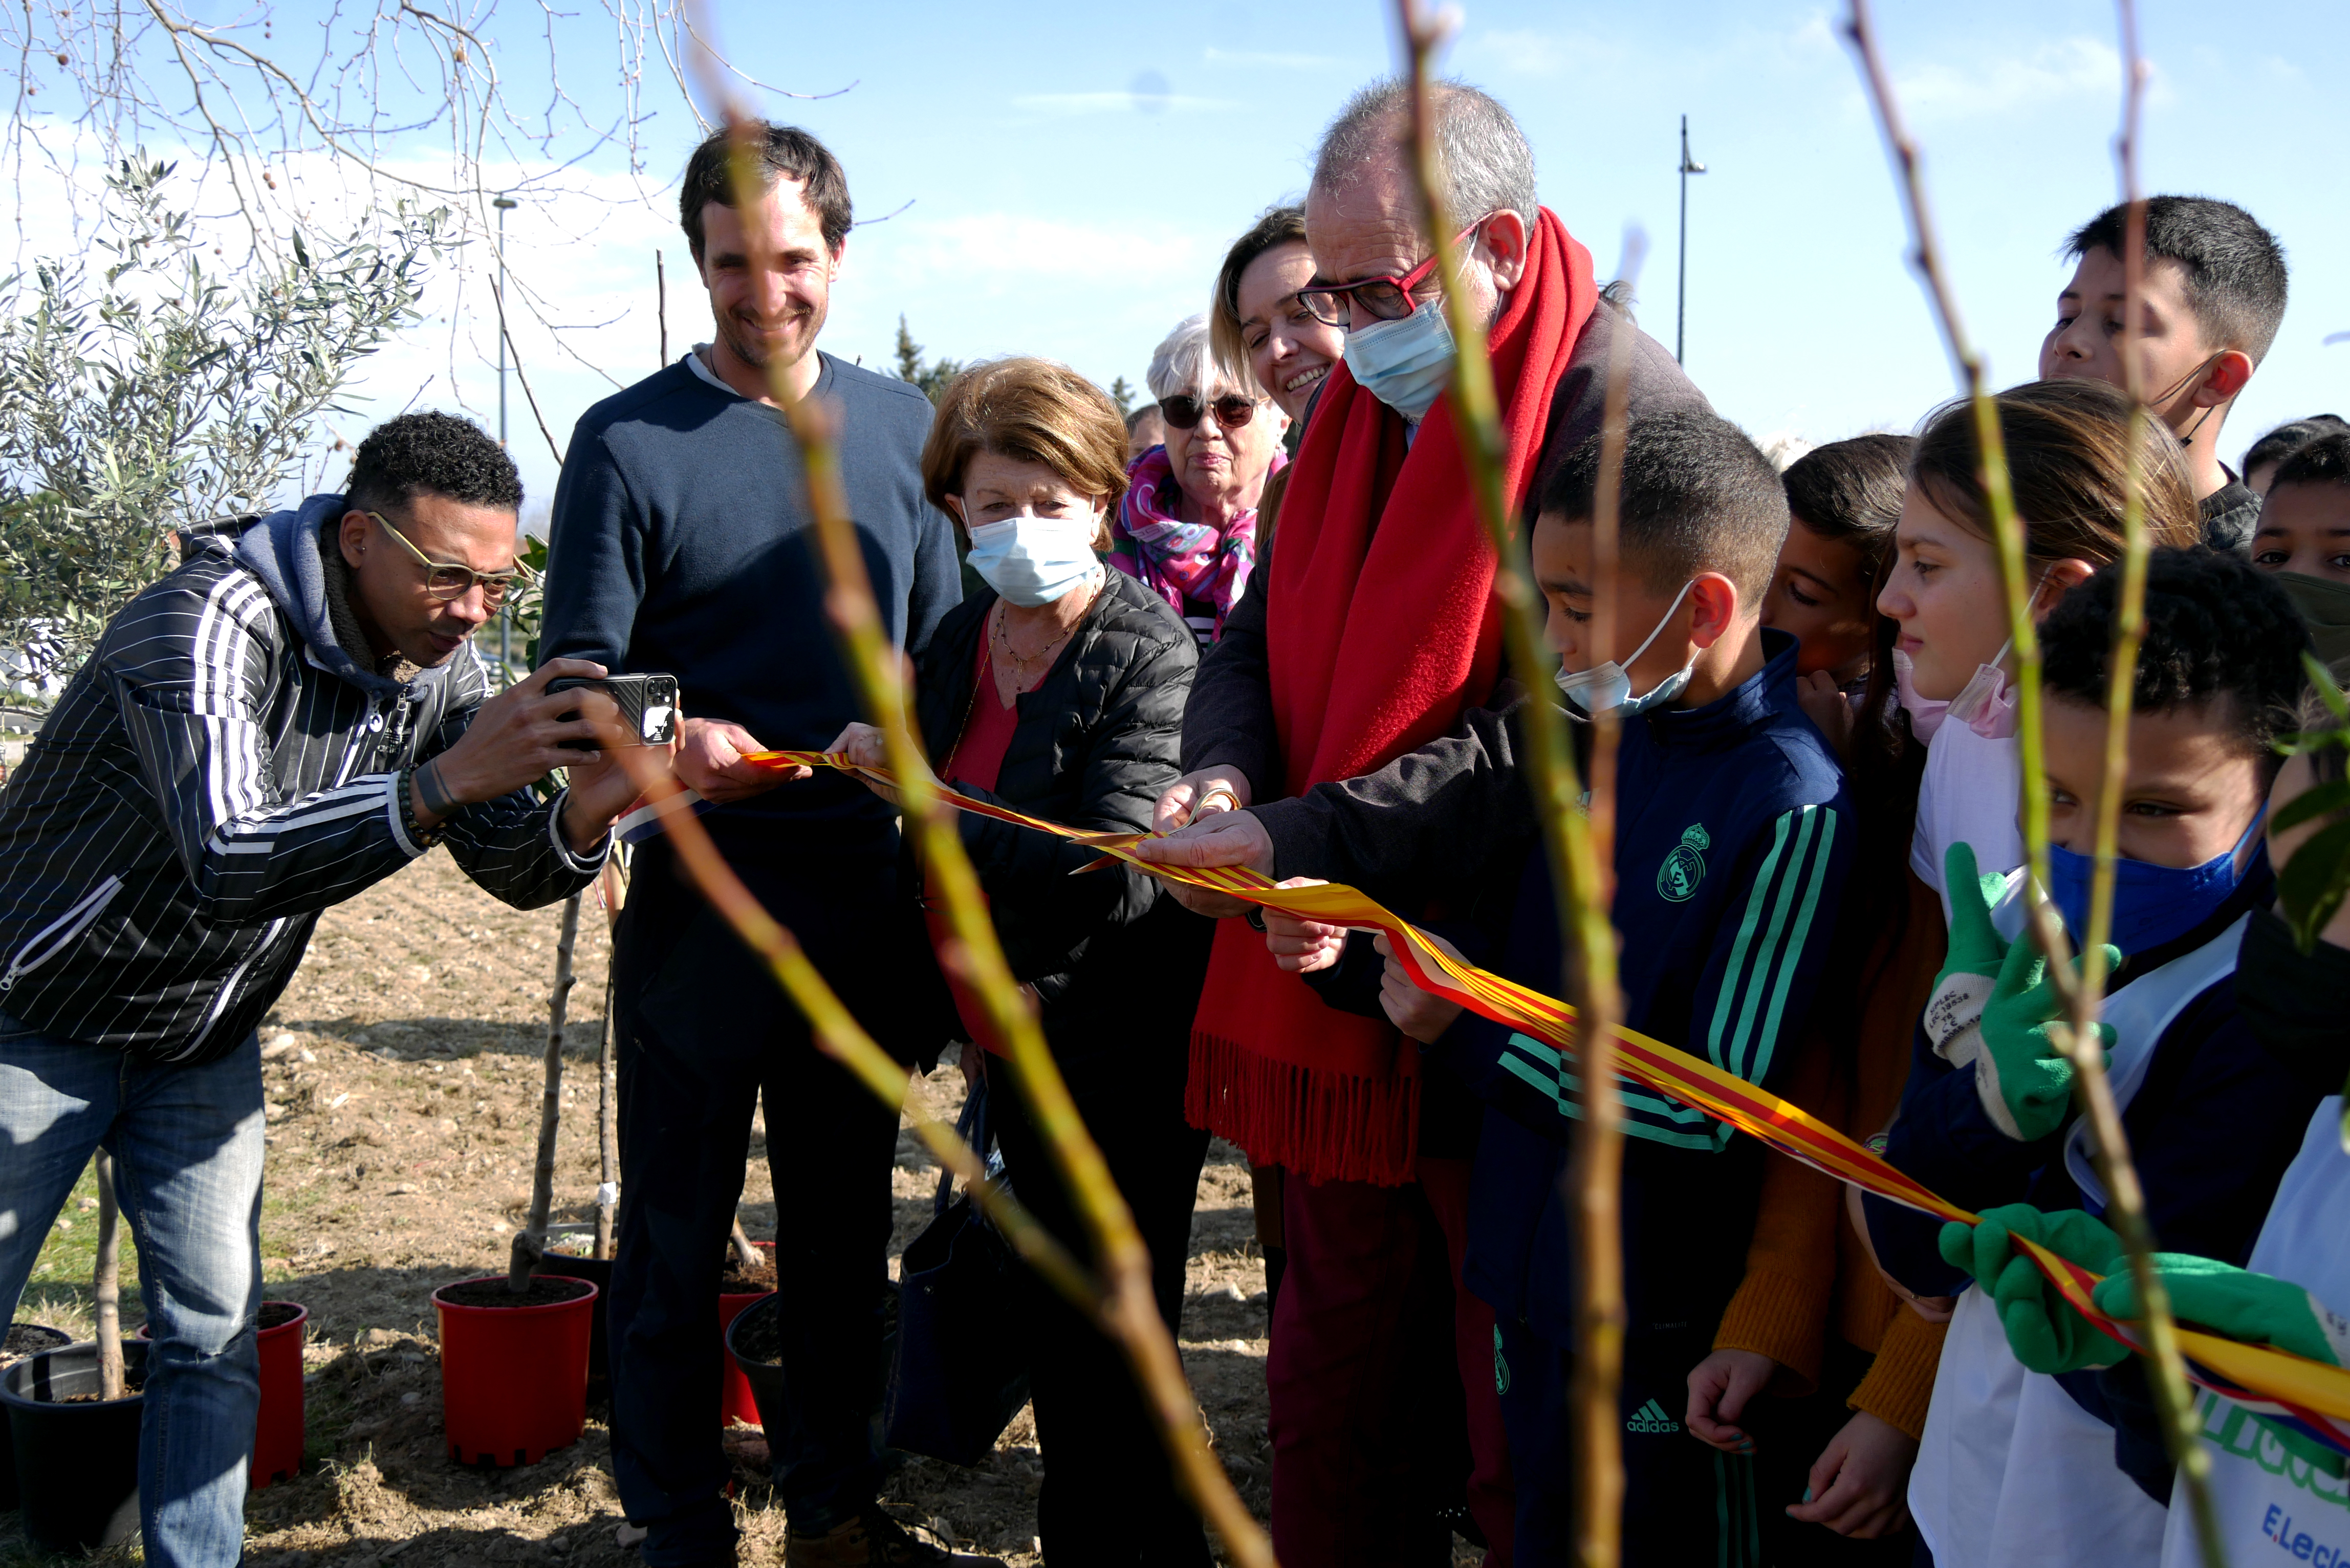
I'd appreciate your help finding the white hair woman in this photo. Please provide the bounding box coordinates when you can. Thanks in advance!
[1107,312,1288,647]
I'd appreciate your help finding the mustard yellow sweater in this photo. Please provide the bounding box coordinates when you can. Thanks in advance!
[1712,874,1948,1440]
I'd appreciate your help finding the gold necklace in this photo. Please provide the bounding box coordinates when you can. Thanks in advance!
[993,570,1102,685]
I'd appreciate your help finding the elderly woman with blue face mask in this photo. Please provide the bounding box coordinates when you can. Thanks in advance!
[827,355,1216,1566]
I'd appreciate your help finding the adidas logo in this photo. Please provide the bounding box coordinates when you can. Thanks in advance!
[1625,1399,1680,1434]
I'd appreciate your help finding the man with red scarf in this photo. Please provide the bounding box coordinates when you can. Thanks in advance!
[1135,79,1707,1565]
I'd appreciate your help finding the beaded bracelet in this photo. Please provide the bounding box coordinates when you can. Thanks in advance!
[398,767,444,848]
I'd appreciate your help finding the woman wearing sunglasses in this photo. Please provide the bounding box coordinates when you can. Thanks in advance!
[1108,312,1289,649]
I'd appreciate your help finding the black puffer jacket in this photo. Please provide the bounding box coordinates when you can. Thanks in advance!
[905,568,1209,1054]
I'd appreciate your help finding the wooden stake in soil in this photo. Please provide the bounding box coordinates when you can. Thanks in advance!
[595,853,627,1262]
[728,1218,760,1273]
[93,1150,124,1400]
[510,891,582,1291]
[595,962,619,1261]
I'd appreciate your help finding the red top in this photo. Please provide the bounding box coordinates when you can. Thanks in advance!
[927,634,1020,1051]
[942,637,1019,795]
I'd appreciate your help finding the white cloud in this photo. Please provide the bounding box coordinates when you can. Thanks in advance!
[1201,47,1355,71]
[1892,37,2139,121]
[1452,26,1629,78]
[850,212,1215,295]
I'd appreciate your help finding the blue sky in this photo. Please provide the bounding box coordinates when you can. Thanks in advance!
[97,0,2346,514]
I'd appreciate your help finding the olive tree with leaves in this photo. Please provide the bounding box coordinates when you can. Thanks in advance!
[0,156,447,684]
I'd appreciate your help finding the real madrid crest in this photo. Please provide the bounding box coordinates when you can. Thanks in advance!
[1657,822,1709,903]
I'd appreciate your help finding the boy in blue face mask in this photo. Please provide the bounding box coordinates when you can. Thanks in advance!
[1278,411,1857,1562]
[1862,546,2323,1568]
[1932,720,2350,1568]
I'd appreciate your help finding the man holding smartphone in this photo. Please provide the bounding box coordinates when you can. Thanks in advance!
[0,410,636,1568]
[539,123,961,1568]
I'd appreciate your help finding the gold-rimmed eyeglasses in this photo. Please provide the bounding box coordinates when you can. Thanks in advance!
[366,511,530,608]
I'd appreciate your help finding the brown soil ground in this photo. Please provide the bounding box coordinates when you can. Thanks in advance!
[2,846,1326,1566]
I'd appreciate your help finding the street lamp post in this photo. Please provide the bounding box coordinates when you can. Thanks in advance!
[493,194,518,686]
[1677,115,1707,366]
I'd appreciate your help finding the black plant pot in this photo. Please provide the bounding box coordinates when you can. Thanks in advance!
[536,1250,614,1391]
[0,1322,73,1512]
[721,1291,788,1436]
[1,1339,149,1554]
[724,1283,900,1447]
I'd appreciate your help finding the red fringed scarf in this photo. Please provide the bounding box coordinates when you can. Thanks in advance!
[1186,208,1598,1185]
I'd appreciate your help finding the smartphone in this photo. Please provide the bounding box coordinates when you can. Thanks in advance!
[546,673,678,748]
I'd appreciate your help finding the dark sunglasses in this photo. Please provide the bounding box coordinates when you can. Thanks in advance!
[1160,393,1261,431]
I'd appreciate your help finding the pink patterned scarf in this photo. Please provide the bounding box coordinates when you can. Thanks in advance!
[1107,445,1282,642]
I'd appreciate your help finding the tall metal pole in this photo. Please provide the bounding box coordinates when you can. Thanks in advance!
[1676,116,1706,365]
[493,194,518,687]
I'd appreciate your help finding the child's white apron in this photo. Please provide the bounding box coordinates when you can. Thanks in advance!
[2160,1098,2350,1566]
[1908,914,2248,1567]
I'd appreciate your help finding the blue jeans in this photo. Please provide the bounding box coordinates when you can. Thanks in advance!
[0,1015,265,1568]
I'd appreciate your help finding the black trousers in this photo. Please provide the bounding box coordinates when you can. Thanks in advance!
[606,837,911,1565]
[1499,1319,1765,1567]
[988,1034,1212,1568]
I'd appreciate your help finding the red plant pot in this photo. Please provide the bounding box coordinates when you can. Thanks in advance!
[432,1275,597,1467]
[717,1243,775,1428]
[135,1301,307,1489]
[251,1302,308,1488]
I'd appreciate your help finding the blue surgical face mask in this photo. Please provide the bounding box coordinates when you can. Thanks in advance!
[1555,580,1699,720]
[2046,805,2267,956]
[1342,299,1456,423]
[963,512,1101,607]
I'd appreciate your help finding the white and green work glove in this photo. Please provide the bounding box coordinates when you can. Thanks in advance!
[2094,1256,2350,1369]
[1976,924,2118,1142]
[1926,844,2119,1142]
[1939,1203,2131,1374]
[2097,1253,2350,1478]
[1922,843,2012,1064]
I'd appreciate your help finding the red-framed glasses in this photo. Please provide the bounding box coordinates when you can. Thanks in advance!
[1295,220,1485,328]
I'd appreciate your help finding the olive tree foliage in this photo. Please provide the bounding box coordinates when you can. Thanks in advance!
[0,158,447,684]
[3,2,823,410]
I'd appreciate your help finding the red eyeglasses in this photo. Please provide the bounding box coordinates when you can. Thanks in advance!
[1296,220,1486,328]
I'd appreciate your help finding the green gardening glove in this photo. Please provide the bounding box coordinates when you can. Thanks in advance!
[1923,842,2014,1062]
[2095,1255,2350,1478]
[2094,1255,2350,1368]
[1939,1203,2132,1373]
[1972,925,2121,1142]
[1936,842,2012,986]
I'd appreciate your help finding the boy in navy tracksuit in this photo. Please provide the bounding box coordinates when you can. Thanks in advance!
[1861,549,2325,1567]
[1280,412,1854,1563]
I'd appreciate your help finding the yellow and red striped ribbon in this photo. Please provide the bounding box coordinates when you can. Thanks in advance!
[749,749,2350,1441]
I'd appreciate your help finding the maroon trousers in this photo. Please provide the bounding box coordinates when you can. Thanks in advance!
[1265,1155,1514,1567]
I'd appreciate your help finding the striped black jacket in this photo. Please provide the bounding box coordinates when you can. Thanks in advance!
[0,502,604,1064]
